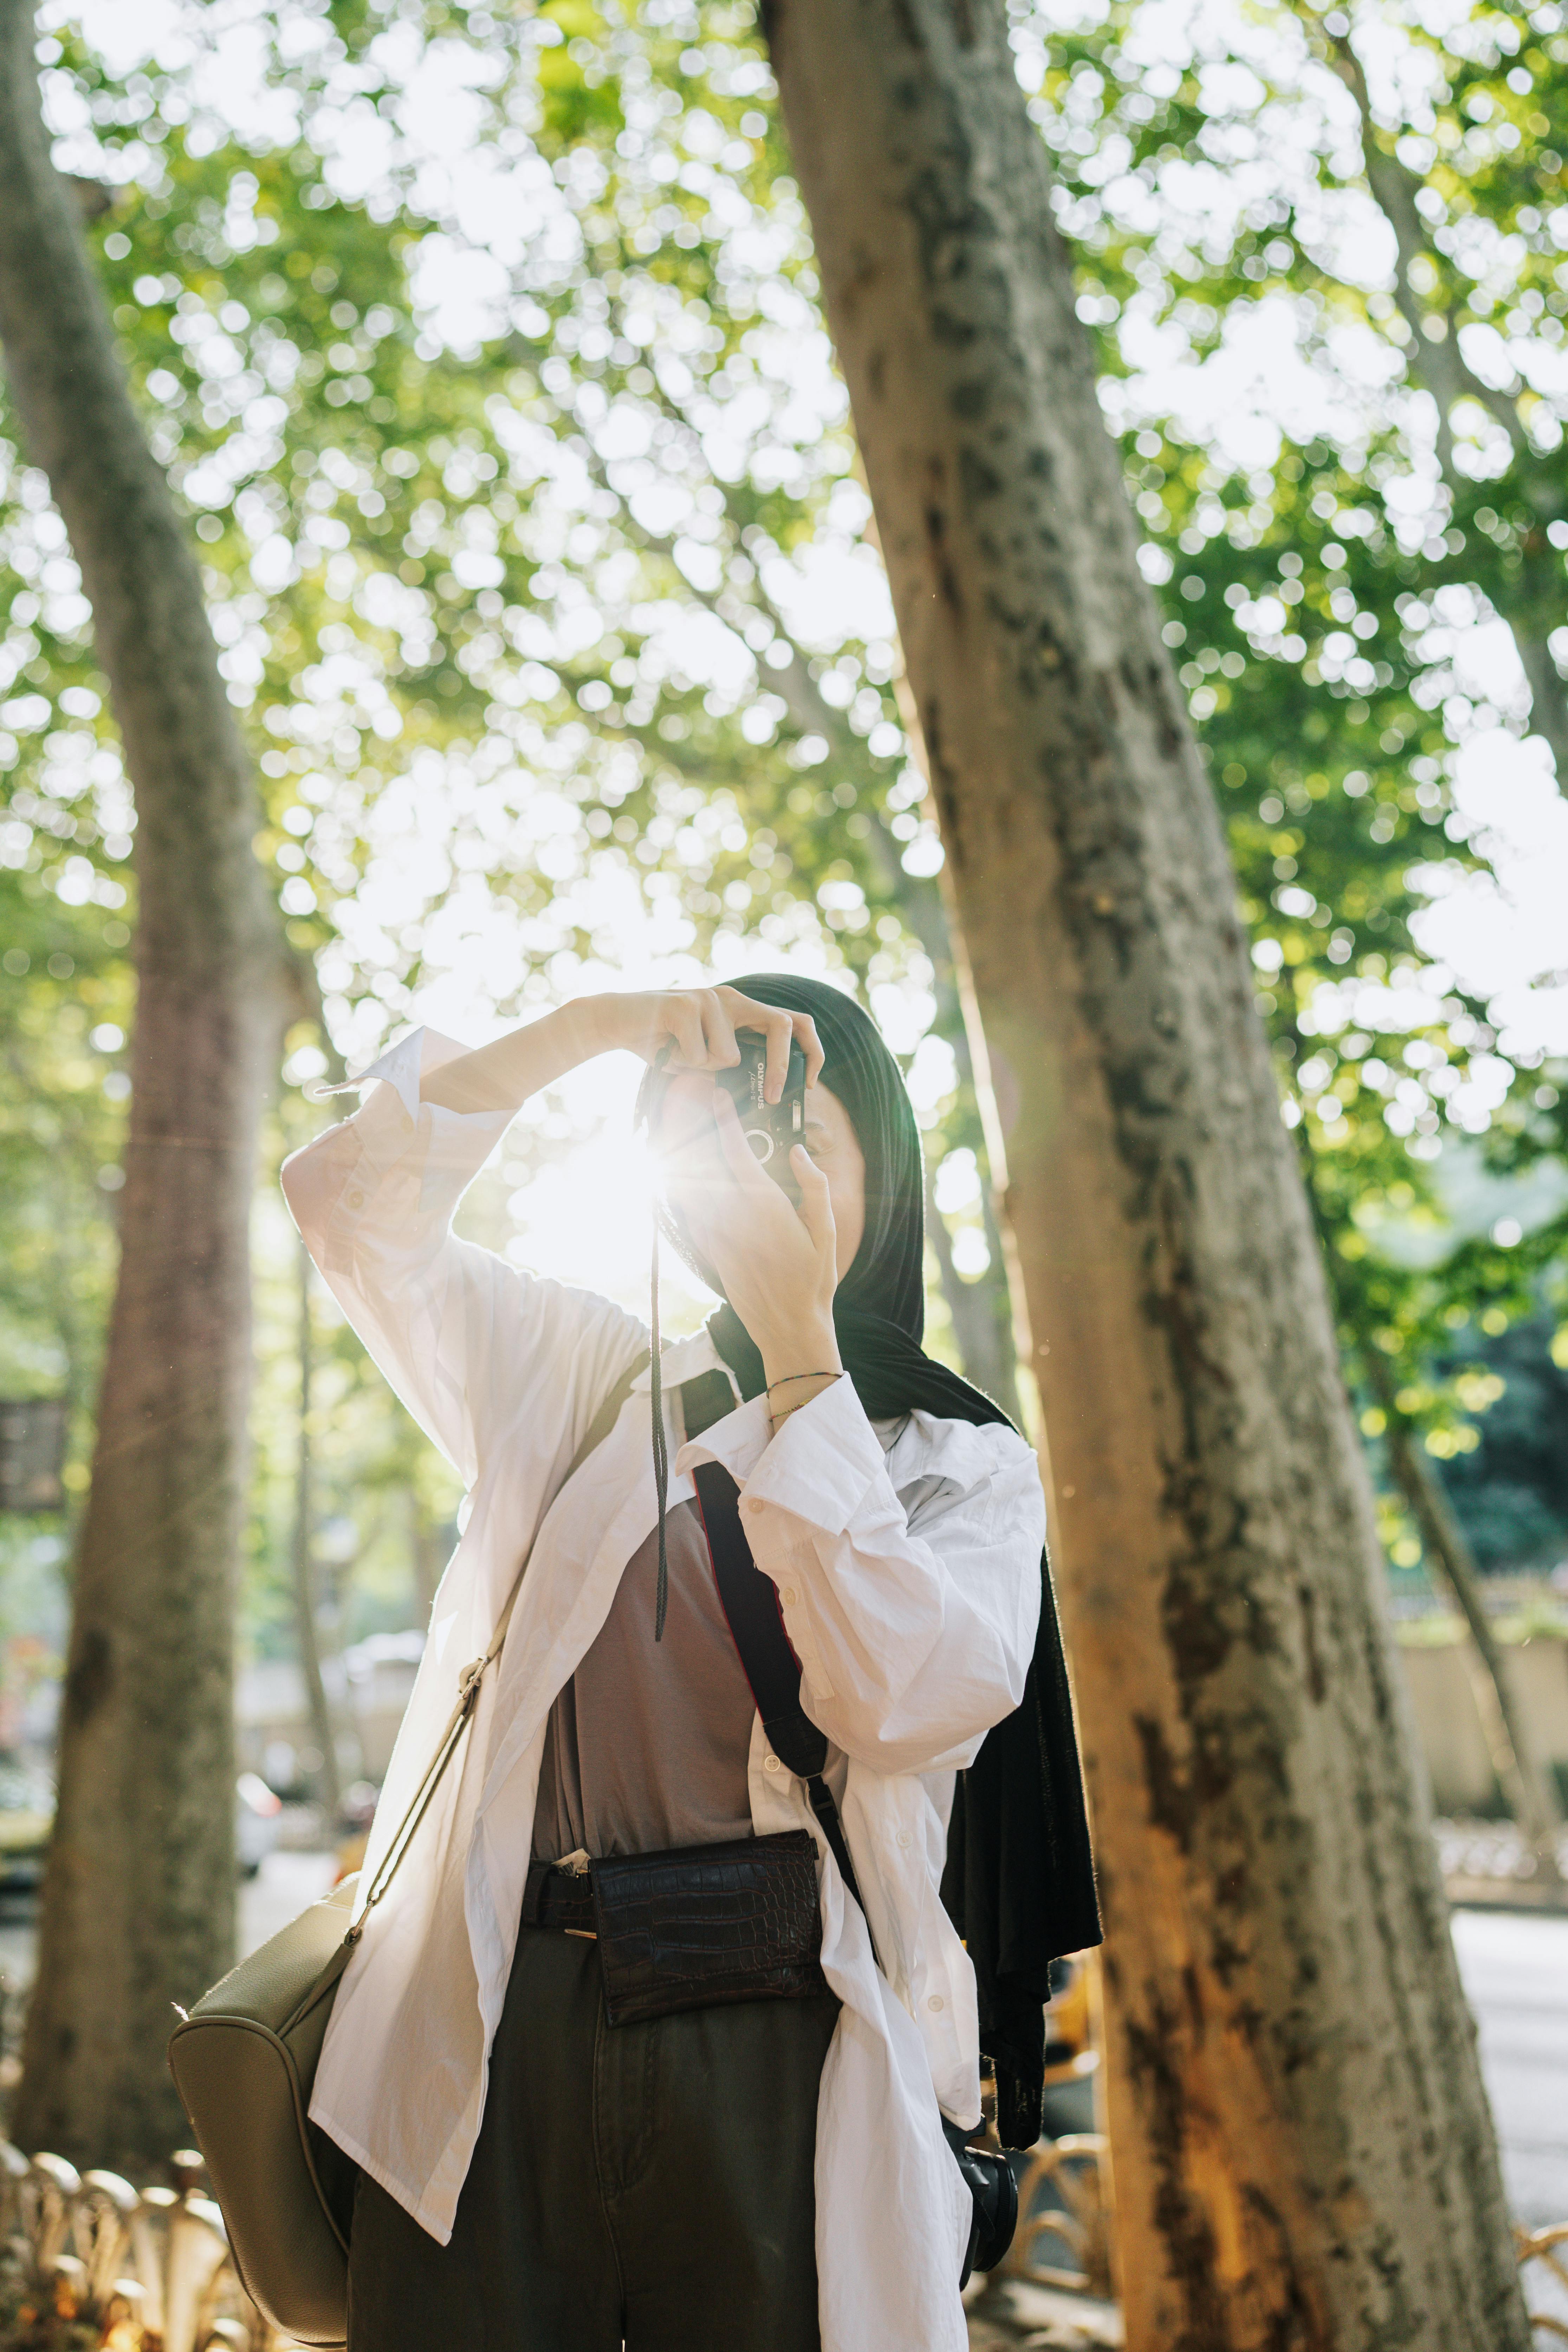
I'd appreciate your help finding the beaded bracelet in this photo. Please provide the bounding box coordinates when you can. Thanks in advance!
[770,1395,825,1425]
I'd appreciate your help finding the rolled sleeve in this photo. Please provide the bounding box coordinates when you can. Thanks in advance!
[687,1379,1044,1777]
[673,1391,775,1490]
[742,1377,887,1530]
[297,1035,513,1270]
[282,1026,643,1490]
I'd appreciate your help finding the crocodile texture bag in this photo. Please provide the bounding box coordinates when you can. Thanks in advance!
[590,1828,827,2027]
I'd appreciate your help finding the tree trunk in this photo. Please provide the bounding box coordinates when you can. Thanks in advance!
[291,1241,341,1814]
[766,3,1529,2344]
[0,0,281,2171]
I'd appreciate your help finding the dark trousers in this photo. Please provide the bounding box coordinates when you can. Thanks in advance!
[346,1923,840,2350]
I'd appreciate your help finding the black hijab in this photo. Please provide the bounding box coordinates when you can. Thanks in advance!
[655,972,1101,2147]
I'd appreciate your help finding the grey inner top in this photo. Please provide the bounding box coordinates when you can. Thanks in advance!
[531,1495,758,1863]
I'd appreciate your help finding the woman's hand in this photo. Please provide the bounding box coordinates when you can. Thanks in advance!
[415,981,822,1136]
[583,986,823,1104]
[674,1083,843,1397]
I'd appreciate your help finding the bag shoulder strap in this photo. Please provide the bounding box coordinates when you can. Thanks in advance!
[693,1431,996,2240]
[690,1456,874,1948]
[350,1354,644,1936]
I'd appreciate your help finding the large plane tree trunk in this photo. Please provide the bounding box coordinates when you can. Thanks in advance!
[766,2,1529,2343]
[0,0,282,2172]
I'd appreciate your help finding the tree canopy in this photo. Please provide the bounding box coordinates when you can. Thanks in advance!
[2,0,1566,1685]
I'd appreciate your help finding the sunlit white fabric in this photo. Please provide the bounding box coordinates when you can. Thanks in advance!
[281,1025,1045,2352]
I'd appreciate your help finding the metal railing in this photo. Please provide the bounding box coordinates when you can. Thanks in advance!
[0,2145,286,2351]
[0,2129,1559,2350]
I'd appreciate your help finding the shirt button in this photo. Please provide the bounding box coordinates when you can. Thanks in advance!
[927,1995,945,2014]
[346,1188,365,1210]
[896,1831,912,1849]
[747,1497,764,1515]
[763,1754,783,1774]
[782,1585,798,1605]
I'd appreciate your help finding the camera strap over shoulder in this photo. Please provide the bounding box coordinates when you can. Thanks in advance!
[684,1386,1017,2289]
[689,1454,872,1944]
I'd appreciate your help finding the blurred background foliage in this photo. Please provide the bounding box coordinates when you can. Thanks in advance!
[1,0,1566,1717]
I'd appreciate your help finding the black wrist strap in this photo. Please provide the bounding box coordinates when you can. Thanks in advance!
[691,1456,875,1953]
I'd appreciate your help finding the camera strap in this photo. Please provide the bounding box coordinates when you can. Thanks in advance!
[650,1217,670,1641]
[688,1397,1015,2287]
[689,1452,873,1946]
[646,1044,676,1642]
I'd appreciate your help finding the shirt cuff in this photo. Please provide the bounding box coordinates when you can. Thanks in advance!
[674,1392,774,1487]
[318,1024,484,1118]
[746,1376,886,1536]
[316,1026,513,1223]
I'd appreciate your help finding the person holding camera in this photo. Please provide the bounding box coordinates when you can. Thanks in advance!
[281,971,1097,2352]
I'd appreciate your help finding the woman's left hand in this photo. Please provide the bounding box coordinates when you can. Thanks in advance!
[693,1088,843,1392]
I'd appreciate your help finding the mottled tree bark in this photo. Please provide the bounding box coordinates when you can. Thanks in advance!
[0,0,281,2170]
[766,1,1529,2344]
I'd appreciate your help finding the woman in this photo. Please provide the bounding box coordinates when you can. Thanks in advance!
[282,974,1096,2352]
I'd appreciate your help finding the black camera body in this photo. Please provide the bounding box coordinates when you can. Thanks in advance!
[714,1035,808,1199]
[642,1034,809,1202]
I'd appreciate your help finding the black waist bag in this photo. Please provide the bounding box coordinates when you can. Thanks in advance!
[691,1452,1019,2288]
[590,1827,828,2026]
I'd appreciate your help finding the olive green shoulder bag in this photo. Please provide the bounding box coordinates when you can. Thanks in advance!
[168,1362,641,2350]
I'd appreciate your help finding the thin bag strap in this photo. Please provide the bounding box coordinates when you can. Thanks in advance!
[690,1457,877,1954]
[695,1453,992,2215]
[349,1356,643,1939]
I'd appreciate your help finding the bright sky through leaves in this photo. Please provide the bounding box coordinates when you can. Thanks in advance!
[43,0,1564,1326]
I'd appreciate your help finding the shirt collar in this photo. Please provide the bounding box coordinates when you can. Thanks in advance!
[629,1323,738,1398]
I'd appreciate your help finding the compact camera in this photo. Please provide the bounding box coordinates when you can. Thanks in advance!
[641,1034,809,1202]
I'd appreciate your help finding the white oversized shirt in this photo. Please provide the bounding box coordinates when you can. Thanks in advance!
[281,1025,1046,2352]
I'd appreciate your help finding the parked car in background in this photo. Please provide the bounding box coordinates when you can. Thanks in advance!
[0,1755,53,1890]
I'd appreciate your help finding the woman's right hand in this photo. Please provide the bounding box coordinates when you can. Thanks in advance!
[583,987,823,1104]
